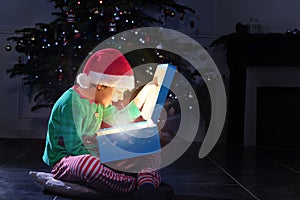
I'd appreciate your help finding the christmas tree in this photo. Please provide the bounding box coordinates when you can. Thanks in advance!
[6,0,197,111]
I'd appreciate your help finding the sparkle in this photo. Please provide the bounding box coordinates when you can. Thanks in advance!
[156,43,163,49]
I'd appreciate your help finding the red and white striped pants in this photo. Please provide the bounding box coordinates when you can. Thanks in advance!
[51,154,161,193]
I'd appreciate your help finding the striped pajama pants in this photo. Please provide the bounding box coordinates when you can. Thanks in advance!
[51,154,161,193]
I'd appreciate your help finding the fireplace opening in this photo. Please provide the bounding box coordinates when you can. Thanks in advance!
[257,87,300,148]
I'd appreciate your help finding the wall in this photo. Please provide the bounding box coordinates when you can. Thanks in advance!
[0,0,56,138]
[214,0,300,37]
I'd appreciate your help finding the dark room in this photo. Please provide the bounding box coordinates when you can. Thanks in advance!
[0,0,300,200]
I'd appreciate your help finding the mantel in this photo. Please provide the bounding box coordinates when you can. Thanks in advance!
[226,33,300,67]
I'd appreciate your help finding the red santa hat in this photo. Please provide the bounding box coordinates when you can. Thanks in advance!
[76,48,135,91]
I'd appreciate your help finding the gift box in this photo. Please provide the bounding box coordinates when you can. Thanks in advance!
[96,64,176,163]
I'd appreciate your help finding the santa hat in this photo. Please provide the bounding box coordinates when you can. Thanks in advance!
[76,48,134,91]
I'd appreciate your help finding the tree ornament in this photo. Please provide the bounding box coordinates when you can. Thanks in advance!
[15,43,23,52]
[108,19,117,32]
[164,8,171,16]
[58,73,63,81]
[66,9,75,23]
[74,29,81,39]
[92,8,99,14]
[190,20,195,28]
[5,44,12,51]
[179,12,185,20]
[63,36,68,46]
[62,5,70,12]
[170,11,175,17]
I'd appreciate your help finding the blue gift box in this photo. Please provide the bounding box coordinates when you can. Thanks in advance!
[96,64,176,163]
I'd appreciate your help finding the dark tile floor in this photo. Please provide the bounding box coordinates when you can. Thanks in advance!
[0,139,300,200]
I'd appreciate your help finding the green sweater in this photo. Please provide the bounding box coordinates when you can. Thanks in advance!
[42,88,141,166]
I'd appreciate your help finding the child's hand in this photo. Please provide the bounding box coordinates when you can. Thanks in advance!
[133,79,159,110]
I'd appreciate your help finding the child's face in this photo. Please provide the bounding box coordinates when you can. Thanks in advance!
[95,85,115,107]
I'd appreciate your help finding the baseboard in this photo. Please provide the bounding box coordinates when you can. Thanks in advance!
[0,129,46,139]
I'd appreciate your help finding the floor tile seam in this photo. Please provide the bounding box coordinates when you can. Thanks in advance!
[0,147,33,168]
[256,151,300,175]
[207,156,260,200]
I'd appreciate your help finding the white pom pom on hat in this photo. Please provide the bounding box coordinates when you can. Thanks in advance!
[76,48,135,90]
[76,73,92,89]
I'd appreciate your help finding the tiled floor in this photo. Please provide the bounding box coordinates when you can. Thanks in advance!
[0,139,300,200]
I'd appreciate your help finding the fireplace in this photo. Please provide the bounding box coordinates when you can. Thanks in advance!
[244,66,300,146]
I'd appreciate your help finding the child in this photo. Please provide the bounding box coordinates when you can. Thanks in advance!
[42,48,163,198]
